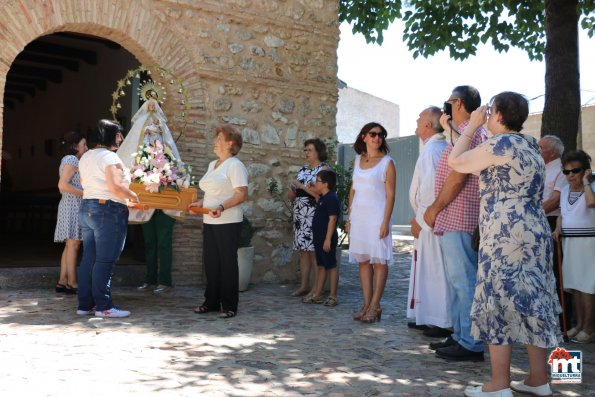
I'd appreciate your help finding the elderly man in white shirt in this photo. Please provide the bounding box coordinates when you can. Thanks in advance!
[407,106,451,330]
[538,134,570,333]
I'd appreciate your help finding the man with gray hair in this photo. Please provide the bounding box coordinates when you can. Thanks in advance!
[539,135,566,218]
[407,106,450,332]
[538,134,570,333]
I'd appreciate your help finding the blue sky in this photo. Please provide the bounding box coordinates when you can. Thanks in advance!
[337,21,595,136]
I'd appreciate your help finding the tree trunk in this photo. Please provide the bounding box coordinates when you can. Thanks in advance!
[542,0,580,151]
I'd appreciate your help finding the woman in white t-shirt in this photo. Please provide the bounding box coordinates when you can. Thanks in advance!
[77,120,139,319]
[189,125,248,319]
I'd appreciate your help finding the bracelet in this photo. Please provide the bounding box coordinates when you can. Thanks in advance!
[218,204,225,212]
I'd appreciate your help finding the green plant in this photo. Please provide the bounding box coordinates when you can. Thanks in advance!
[266,177,293,222]
[239,217,254,248]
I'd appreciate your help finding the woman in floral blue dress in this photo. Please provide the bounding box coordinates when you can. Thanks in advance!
[448,92,561,397]
[54,131,87,294]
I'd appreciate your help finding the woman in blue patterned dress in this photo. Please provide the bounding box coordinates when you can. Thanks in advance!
[288,138,329,298]
[54,131,88,294]
[448,92,561,397]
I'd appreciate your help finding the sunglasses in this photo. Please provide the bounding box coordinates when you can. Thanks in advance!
[367,131,386,139]
[562,167,583,175]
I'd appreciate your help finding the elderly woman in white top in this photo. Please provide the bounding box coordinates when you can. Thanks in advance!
[77,120,139,318]
[189,125,248,319]
[553,150,595,344]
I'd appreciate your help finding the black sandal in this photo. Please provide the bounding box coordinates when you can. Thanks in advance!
[55,283,67,293]
[219,310,236,319]
[193,305,214,314]
[65,284,78,295]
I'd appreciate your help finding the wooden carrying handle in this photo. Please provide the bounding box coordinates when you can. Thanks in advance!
[129,203,150,211]
[188,207,211,214]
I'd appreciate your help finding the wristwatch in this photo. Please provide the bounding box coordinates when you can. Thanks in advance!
[218,204,225,212]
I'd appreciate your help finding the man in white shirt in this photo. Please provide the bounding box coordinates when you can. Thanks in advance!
[539,135,567,219]
[538,134,570,333]
[407,106,451,330]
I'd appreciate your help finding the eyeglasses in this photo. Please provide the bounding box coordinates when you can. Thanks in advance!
[562,167,583,175]
[367,131,387,139]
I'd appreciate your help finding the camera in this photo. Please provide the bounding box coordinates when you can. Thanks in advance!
[443,101,452,117]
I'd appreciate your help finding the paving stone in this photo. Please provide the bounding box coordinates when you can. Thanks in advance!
[0,236,592,396]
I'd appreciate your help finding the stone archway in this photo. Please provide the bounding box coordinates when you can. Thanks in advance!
[0,0,207,284]
[0,0,206,153]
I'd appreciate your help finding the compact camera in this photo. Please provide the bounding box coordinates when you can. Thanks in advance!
[443,101,452,117]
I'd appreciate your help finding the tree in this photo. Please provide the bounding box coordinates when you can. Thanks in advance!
[339,0,595,151]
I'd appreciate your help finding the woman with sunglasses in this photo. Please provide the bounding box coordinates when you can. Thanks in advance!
[348,122,396,323]
[288,138,330,299]
[448,92,561,397]
[553,150,595,344]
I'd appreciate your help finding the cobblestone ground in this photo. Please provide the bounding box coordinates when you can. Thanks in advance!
[1,238,592,396]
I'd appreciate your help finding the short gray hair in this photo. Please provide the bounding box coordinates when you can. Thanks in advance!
[427,106,444,133]
[540,135,564,157]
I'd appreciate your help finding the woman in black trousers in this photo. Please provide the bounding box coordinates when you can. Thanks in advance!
[189,125,248,318]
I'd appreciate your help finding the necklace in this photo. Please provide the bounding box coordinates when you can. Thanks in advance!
[365,153,383,163]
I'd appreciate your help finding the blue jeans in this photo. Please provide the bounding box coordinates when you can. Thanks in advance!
[77,199,129,311]
[439,232,484,352]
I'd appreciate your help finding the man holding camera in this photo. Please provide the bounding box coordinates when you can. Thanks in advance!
[424,85,488,361]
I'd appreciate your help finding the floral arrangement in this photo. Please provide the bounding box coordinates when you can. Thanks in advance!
[129,140,194,192]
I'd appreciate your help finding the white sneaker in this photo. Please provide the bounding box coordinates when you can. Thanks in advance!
[510,380,553,396]
[464,385,513,397]
[95,307,130,318]
[76,308,95,316]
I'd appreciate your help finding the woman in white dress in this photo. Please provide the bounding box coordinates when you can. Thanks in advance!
[348,122,396,323]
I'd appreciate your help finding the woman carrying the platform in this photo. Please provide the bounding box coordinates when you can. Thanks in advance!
[189,125,248,319]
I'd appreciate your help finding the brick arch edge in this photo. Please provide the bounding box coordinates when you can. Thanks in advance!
[0,1,206,172]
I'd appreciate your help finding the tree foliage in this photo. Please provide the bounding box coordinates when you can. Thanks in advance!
[340,1,595,61]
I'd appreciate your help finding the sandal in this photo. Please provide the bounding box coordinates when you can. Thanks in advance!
[302,294,324,304]
[323,296,338,307]
[193,305,215,314]
[55,283,67,293]
[353,305,369,320]
[290,288,309,297]
[65,284,78,295]
[219,310,236,319]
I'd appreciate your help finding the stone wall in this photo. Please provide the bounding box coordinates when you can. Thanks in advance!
[0,0,340,285]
